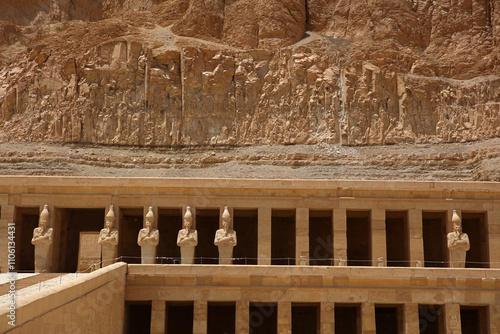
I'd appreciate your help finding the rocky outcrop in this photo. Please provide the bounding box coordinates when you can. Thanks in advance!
[0,0,499,147]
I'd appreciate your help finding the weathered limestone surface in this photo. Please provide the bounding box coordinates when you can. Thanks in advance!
[0,262,127,333]
[0,0,499,146]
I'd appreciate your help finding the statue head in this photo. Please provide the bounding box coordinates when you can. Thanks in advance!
[183,206,193,229]
[452,210,462,233]
[39,204,49,228]
[145,206,155,228]
[105,205,115,228]
[221,206,231,230]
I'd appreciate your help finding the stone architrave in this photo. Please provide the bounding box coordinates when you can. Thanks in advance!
[177,206,198,264]
[214,206,237,264]
[31,205,53,273]
[447,210,470,268]
[137,206,159,264]
[98,205,119,267]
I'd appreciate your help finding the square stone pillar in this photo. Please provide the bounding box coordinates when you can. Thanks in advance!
[371,209,386,266]
[320,302,334,334]
[193,300,207,334]
[487,209,500,268]
[258,207,272,265]
[0,204,15,273]
[490,305,500,334]
[404,303,420,334]
[444,304,461,334]
[361,302,376,334]
[278,301,291,334]
[296,208,309,265]
[408,209,424,267]
[151,300,166,334]
[333,208,347,266]
[236,301,249,334]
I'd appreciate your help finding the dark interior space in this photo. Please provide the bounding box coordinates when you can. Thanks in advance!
[15,207,39,272]
[385,211,410,267]
[422,212,448,268]
[334,304,360,334]
[461,212,489,268]
[124,301,151,334]
[58,208,104,273]
[158,208,183,263]
[346,211,372,266]
[309,210,333,266]
[233,209,258,265]
[292,303,319,334]
[418,305,444,334]
[119,208,143,264]
[375,306,400,334]
[271,209,296,265]
[195,209,219,264]
[460,306,488,334]
[207,302,235,334]
[166,302,193,334]
[249,303,277,334]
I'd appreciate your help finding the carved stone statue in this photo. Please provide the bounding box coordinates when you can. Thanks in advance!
[177,206,198,264]
[137,206,159,264]
[214,206,237,264]
[98,205,119,267]
[447,210,470,268]
[31,205,53,273]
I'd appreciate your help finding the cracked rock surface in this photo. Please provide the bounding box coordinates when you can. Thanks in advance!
[0,0,499,180]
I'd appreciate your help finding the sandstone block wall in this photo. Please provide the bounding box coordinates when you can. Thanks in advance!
[0,262,127,333]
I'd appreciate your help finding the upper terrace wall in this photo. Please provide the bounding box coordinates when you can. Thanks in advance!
[0,262,126,333]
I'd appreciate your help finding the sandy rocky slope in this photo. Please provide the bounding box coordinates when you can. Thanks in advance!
[0,0,499,180]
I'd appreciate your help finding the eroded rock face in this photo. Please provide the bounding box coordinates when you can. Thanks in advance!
[0,0,499,146]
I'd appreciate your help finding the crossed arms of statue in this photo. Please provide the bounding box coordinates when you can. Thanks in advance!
[447,232,470,251]
[31,227,53,245]
[214,229,237,246]
[137,228,159,246]
[98,229,119,246]
[177,229,198,246]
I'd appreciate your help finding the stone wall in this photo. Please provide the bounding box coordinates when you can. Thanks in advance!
[0,262,127,333]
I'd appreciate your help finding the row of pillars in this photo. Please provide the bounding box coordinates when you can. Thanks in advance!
[148,300,497,334]
[263,208,491,267]
[1,204,499,270]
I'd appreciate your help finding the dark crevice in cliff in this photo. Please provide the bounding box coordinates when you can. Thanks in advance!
[486,0,492,28]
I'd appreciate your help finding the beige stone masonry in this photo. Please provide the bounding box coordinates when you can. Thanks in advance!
[333,208,347,266]
[488,209,500,269]
[408,209,424,267]
[193,300,207,334]
[361,302,376,334]
[491,305,500,334]
[236,300,249,334]
[278,301,291,334]
[0,203,14,273]
[404,303,420,334]
[445,303,461,334]
[258,207,271,265]
[320,301,334,334]
[0,262,127,333]
[151,300,166,334]
[371,208,386,266]
[296,208,309,265]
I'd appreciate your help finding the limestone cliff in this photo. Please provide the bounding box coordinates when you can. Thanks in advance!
[0,0,499,146]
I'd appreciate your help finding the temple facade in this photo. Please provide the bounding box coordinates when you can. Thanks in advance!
[0,176,499,333]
